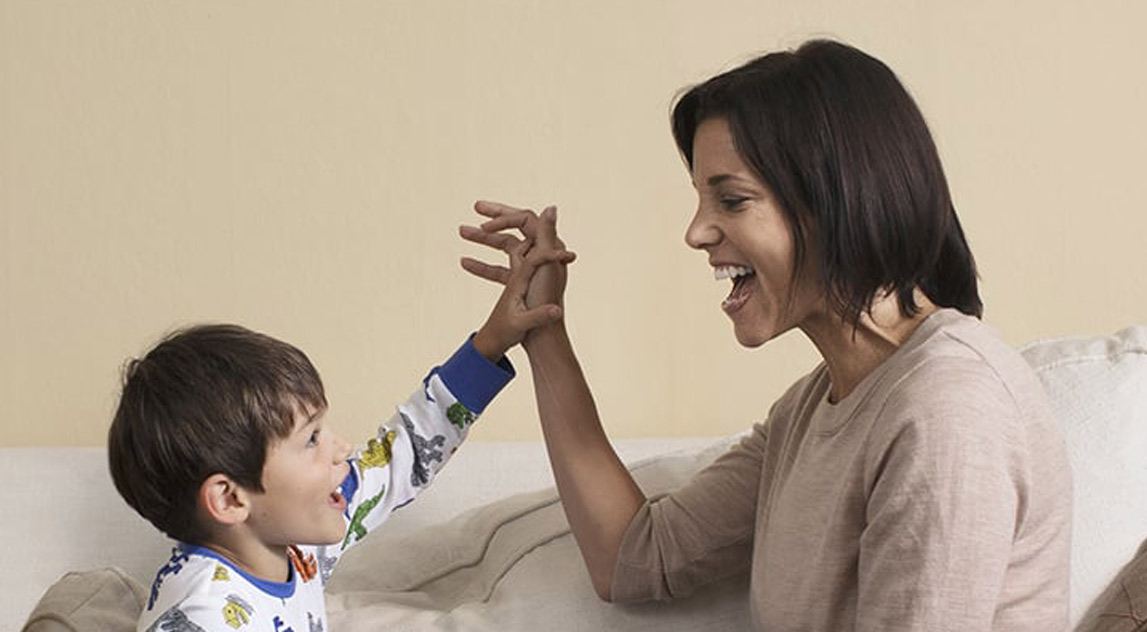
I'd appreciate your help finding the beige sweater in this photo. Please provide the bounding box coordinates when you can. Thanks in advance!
[612,310,1071,631]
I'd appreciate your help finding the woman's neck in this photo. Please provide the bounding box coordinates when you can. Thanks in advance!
[800,290,938,403]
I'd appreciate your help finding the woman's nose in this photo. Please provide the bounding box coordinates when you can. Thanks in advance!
[684,208,720,250]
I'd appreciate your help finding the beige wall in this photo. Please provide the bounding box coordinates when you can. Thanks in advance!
[2,1,1144,447]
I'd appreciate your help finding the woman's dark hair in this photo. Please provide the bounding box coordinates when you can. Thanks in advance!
[672,39,982,325]
[107,324,327,544]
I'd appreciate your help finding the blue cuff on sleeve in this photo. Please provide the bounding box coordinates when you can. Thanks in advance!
[433,334,515,414]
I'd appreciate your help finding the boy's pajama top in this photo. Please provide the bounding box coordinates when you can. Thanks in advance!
[137,337,513,632]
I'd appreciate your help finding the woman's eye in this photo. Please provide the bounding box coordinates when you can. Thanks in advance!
[719,196,749,211]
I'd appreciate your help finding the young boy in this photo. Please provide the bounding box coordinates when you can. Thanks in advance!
[108,239,572,632]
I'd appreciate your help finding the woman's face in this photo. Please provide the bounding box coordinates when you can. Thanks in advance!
[684,117,820,348]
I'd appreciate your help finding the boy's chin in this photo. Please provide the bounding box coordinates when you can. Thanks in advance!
[296,530,345,547]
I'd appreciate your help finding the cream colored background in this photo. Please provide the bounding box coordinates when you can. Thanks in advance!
[1,1,1144,447]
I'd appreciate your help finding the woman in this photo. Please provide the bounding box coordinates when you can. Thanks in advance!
[461,40,1070,631]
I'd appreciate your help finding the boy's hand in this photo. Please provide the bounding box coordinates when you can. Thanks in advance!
[462,202,574,361]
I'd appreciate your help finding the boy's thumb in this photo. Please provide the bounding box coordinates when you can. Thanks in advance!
[522,304,563,330]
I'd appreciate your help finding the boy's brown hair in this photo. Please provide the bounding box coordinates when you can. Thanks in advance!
[107,324,327,544]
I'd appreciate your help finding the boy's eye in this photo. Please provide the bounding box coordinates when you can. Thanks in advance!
[307,429,321,447]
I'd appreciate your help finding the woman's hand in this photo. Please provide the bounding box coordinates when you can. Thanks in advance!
[460,201,571,334]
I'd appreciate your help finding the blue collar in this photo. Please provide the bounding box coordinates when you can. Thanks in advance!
[179,543,296,599]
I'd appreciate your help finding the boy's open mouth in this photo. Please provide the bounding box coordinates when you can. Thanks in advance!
[329,489,347,512]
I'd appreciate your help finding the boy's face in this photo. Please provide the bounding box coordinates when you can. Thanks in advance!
[245,404,353,547]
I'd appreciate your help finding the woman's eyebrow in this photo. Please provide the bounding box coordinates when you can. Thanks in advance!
[693,173,743,189]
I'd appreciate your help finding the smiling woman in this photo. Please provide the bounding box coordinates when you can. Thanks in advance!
[684,117,811,349]
[461,39,1071,632]
[673,41,982,332]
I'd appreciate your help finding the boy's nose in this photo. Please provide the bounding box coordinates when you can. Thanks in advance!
[333,433,353,462]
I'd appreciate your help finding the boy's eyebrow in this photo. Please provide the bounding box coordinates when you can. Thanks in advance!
[295,408,326,433]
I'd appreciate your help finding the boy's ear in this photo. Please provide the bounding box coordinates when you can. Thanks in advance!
[198,473,251,526]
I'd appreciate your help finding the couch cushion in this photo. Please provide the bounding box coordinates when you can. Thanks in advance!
[21,567,144,632]
[0,447,172,631]
[1020,326,1147,628]
[1075,539,1147,632]
[325,437,750,631]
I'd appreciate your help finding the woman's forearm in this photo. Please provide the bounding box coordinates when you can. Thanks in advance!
[523,323,646,600]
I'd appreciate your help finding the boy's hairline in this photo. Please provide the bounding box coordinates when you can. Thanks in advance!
[258,398,330,455]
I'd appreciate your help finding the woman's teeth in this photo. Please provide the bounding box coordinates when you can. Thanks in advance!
[714,265,754,281]
[716,265,755,314]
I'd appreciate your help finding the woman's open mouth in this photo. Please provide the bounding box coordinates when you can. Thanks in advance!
[715,265,755,314]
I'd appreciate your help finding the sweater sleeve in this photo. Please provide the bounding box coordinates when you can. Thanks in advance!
[856,362,1026,631]
[610,422,766,602]
[317,336,514,576]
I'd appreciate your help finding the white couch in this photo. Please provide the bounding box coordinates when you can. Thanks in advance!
[5,326,1146,632]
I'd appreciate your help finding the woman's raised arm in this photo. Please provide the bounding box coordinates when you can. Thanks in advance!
[460,201,645,600]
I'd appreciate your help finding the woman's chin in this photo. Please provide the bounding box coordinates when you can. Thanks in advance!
[732,324,772,349]
[731,309,792,348]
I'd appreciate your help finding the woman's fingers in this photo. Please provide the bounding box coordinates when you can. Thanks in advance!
[474,199,536,218]
[459,225,523,253]
[463,242,574,285]
[481,211,538,235]
[462,201,570,292]
[536,206,561,250]
[460,257,510,285]
[470,201,563,248]
[505,247,575,293]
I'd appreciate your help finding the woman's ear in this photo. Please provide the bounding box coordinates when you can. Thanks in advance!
[198,473,251,526]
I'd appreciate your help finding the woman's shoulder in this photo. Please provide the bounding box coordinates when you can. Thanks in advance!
[887,311,1028,391]
[768,362,832,419]
[875,312,1055,440]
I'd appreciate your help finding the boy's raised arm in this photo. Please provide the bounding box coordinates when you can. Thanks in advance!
[321,231,576,571]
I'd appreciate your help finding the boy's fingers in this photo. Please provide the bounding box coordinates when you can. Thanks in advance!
[509,238,533,264]
[460,257,510,285]
[504,245,551,300]
[516,304,564,330]
[503,245,534,291]
[502,240,570,287]
[524,248,577,266]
